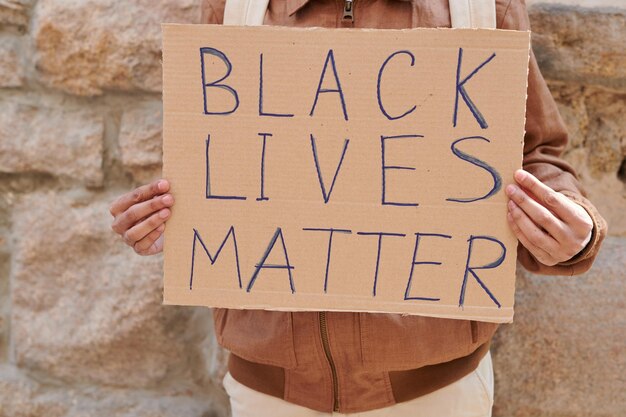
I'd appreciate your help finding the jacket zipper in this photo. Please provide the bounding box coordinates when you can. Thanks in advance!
[319,311,340,411]
[342,0,354,22]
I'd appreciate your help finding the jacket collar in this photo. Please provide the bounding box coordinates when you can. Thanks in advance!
[288,0,408,16]
[287,0,311,16]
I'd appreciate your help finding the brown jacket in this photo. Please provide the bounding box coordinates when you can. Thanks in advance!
[202,0,608,413]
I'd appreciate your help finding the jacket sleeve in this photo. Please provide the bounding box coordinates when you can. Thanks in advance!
[497,0,608,276]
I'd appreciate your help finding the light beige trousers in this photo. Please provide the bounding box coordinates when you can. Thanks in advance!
[224,351,494,417]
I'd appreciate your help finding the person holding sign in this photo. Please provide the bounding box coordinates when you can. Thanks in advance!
[110,0,607,416]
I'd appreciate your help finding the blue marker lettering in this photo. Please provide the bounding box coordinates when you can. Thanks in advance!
[303,228,352,293]
[189,227,242,290]
[453,48,496,129]
[310,49,349,121]
[200,47,239,115]
[446,136,502,203]
[259,53,294,118]
[404,233,452,301]
[205,134,246,200]
[381,134,423,206]
[357,231,406,297]
[377,50,417,120]
[257,132,272,201]
[459,235,506,308]
[246,228,296,294]
[310,134,350,203]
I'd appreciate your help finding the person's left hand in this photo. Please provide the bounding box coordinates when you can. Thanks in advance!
[505,169,593,266]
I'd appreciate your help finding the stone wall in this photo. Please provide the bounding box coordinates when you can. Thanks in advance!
[0,1,623,416]
[493,2,625,416]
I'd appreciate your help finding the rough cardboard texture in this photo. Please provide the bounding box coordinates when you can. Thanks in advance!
[161,24,530,323]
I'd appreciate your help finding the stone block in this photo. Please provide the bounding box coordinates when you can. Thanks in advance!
[0,100,104,186]
[529,4,626,90]
[32,0,201,96]
[492,237,626,417]
[0,364,222,417]
[0,35,24,88]
[119,101,163,182]
[11,191,195,388]
[0,0,33,28]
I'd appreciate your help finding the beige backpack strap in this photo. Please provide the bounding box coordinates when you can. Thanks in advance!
[223,0,269,26]
[449,0,496,29]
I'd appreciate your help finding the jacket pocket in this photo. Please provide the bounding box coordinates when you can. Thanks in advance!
[212,307,298,369]
[359,313,496,371]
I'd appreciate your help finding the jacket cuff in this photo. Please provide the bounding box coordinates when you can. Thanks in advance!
[556,190,607,267]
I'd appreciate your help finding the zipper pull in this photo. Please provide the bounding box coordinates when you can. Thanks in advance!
[343,0,354,22]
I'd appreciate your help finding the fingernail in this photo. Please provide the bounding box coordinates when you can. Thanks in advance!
[158,180,168,191]
[159,208,170,219]
[162,195,173,205]
[514,170,525,181]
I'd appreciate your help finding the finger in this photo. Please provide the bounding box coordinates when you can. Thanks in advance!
[109,179,170,217]
[505,184,567,241]
[123,208,171,246]
[507,212,557,266]
[134,224,165,254]
[513,170,579,224]
[136,233,165,256]
[508,200,559,254]
[112,193,174,234]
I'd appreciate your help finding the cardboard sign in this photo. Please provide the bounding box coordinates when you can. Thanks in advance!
[161,24,530,323]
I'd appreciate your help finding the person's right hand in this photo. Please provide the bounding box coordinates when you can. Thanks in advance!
[110,179,174,256]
